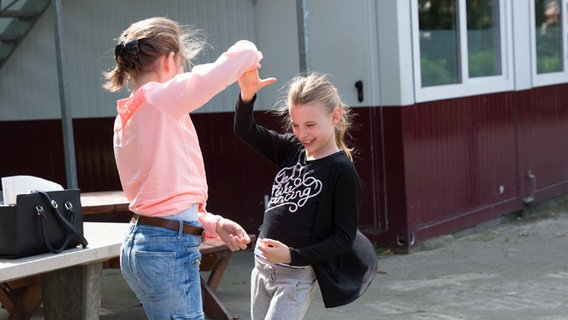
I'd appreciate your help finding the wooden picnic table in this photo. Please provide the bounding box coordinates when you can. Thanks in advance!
[0,222,127,320]
[0,191,254,320]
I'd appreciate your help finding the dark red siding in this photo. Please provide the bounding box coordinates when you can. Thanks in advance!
[194,112,280,231]
[0,120,67,187]
[516,85,568,201]
[74,118,122,191]
[399,93,520,243]
[2,83,568,248]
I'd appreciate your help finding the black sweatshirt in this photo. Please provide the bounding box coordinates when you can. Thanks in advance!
[234,95,377,308]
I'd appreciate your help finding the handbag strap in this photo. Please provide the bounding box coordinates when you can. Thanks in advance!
[36,191,89,250]
[36,204,73,253]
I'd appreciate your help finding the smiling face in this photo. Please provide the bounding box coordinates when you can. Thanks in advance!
[289,102,342,160]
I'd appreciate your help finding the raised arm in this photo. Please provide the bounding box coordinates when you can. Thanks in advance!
[147,40,265,117]
[238,67,277,103]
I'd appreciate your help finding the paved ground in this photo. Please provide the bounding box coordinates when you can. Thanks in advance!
[2,201,568,319]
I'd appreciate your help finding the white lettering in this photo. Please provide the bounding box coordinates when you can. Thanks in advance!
[267,162,322,213]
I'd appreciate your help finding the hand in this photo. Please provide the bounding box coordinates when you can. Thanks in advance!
[238,67,277,103]
[216,218,251,251]
[258,238,291,264]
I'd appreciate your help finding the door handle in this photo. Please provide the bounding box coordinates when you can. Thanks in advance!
[355,80,363,102]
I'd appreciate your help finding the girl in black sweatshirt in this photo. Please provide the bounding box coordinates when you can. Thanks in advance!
[235,70,377,320]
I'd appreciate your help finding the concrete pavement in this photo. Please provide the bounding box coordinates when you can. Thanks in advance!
[2,200,568,319]
[214,207,568,320]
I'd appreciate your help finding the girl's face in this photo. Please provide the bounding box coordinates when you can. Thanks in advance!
[289,103,342,160]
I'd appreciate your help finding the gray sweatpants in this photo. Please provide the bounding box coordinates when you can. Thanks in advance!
[251,257,317,320]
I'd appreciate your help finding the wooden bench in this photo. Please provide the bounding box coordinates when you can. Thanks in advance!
[0,276,42,320]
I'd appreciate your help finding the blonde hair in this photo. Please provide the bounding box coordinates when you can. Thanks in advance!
[103,17,207,92]
[276,73,355,160]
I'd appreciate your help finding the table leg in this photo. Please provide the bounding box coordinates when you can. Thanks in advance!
[201,277,239,320]
[41,262,103,320]
[205,250,232,292]
[201,249,238,320]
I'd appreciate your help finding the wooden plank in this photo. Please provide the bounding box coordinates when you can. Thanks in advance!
[80,191,129,215]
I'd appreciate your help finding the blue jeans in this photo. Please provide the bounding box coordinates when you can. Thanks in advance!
[120,219,203,320]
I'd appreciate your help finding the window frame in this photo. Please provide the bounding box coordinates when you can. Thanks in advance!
[529,0,568,87]
[411,0,514,102]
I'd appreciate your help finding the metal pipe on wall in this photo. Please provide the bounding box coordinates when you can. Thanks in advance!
[52,0,77,188]
[296,0,311,73]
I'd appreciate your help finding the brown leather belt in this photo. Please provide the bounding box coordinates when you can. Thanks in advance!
[132,214,204,237]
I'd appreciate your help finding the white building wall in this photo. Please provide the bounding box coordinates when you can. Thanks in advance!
[255,0,383,110]
[512,0,532,91]
[2,0,387,120]
[2,1,564,120]
[0,0,257,120]
[1,10,59,120]
[308,0,381,108]
[254,0,300,111]
[376,0,415,106]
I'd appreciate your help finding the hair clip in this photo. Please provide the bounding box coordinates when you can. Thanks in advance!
[114,40,140,66]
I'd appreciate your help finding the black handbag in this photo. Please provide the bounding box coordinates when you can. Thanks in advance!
[0,189,89,259]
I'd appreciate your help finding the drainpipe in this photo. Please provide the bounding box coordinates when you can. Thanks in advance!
[522,170,536,205]
[296,0,311,73]
[52,0,78,189]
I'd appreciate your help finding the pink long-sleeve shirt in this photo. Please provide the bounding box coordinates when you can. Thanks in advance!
[113,40,262,236]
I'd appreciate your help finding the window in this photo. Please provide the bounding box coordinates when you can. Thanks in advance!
[418,0,461,87]
[412,0,513,102]
[467,0,502,78]
[530,0,568,86]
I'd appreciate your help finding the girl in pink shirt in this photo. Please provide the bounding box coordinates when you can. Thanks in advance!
[103,17,259,319]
